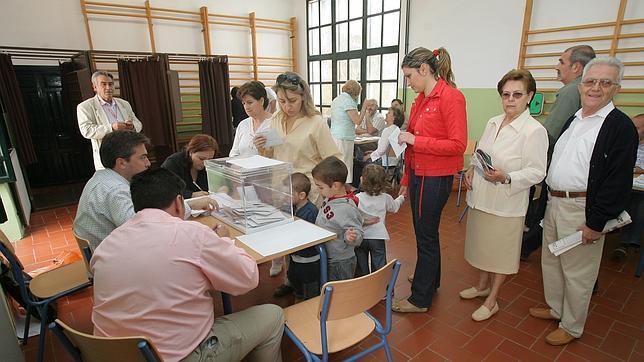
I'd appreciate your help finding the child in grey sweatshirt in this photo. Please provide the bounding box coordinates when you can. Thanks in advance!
[312,156,364,281]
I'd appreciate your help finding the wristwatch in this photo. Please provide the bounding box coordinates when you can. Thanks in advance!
[502,174,512,184]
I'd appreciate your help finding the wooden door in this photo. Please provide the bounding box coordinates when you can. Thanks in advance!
[14,66,93,187]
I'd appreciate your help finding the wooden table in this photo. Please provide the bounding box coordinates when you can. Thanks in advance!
[192,214,336,313]
[354,135,380,145]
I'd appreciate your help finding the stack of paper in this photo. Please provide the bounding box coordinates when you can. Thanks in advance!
[227,155,285,170]
[387,127,407,157]
[548,210,632,256]
[220,201,287,228]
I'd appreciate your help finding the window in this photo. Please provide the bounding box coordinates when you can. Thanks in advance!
[307,0,401,117]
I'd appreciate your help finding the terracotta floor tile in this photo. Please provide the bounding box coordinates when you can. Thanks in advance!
[497,339,551,362]
[600,330,636,360]
[516,314,553,337]
[463,329,504,358]
[564,340,622,362]
[410,347,448,361]
[483,349,520,361]
[584,313,615,338]
[556,350,591,362]
[486,320,537,348]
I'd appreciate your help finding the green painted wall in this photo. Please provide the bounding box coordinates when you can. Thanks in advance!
[0,184,25,242]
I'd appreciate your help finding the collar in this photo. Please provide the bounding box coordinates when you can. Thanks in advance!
[103,168,130,185]
[574,101,615,120]
[490,108,532,133]
[328,192,359,206]
[97,95,115,106]
[416,78,447,102]
[131,208,180,223]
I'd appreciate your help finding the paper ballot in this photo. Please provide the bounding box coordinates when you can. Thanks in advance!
[256,127,284,148]
[548,210,632,256]
[388,127,407,157]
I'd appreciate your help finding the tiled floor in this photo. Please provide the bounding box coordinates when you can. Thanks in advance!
[11,193,644,361]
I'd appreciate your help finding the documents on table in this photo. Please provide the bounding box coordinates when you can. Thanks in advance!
[227,155,285,170]
[237,219,336,257]
[387,127,407,157]
[256,127,283,148]
[548,210,632,256]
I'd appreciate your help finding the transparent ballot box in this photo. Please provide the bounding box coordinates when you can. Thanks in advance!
[204,155,294,234]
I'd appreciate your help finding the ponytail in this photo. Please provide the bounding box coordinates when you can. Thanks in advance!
[401,46,456,88]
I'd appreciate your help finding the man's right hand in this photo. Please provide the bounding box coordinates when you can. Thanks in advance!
[187,197,219,212]
[112,122,129,131]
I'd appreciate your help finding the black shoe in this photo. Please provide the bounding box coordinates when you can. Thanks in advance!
[611,247,628,262]
[273,284,294,298]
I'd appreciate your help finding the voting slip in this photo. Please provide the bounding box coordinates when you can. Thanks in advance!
[387,127,407,157]
[548,210,632,256]
[256,127,284,148]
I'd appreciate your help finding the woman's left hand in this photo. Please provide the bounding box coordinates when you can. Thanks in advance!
[398,131,415,145]
[482,168,508,184]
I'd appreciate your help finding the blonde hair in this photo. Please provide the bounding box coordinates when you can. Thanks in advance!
[272,72,320,121]
[341,80,361,99]
[401,47,456,88]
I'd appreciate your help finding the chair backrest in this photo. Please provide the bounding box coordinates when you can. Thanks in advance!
[73,231,92,275]
[318,259,398,321]
[0,230,23,270]
[51,319,162,362]
[0,230,32,304]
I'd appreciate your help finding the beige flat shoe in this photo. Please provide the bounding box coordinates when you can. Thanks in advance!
[529,307,559,320]
[472,303,499,321]
[545,328,576,346]
[459,287,491,299]
[392,298,427,313]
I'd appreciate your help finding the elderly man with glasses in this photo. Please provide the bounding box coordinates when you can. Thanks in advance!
[529,57,638,346]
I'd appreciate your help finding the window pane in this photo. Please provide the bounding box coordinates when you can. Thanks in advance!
[336,22,348,52]
[349,20,362,51]
[337,84,343,96]
[311,83,321,105]
[308,29,319,55]
[320,26,332,54]
[349,58,361,80]
[336,0,348,21]
[337,59,348,81]
[322,84,333,105]
[367,55,380,81]
[366,83,380,105]
[309,61,320,83]
[367,15,382,49]
[320,0,331,25]
[382,12,399,47]
[321,60,332,82]
[381,82,397,107]
[308,1,319,27]
[322,106,332,119]
[349,0,363,19]
[384,0,400,11]
[368,0,382,14]
[382,53,398,80]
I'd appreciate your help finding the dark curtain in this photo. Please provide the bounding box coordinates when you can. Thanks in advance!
[118,54,178,163]
[199,57,233,156]
[0,54,37,165]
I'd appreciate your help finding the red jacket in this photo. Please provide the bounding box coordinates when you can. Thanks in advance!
[401,79,468,186]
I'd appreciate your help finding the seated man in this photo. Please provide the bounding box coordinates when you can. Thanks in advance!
[356,99,386,136]
[73,130,214,249]
[91,168,284,362]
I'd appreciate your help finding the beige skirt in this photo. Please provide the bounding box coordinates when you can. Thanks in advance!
[465,208,525,274]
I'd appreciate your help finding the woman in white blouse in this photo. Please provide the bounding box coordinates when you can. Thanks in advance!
[367,106,405,166]
[229,81,272,157]
[461,69,547,321]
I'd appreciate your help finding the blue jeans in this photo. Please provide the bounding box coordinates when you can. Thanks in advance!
[355,239,386,277]
[408,173,453,308]
[328,256,357,281]
[621,190,643,246]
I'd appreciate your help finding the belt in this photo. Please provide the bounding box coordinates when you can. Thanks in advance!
[549,189,587,198]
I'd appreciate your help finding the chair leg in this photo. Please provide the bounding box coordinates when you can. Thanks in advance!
[382,336,394,361]
[36,306,48,362]
[22,307,32,345]
[458,205,469,223]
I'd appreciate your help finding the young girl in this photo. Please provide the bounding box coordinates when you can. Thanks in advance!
[355,164,405,276]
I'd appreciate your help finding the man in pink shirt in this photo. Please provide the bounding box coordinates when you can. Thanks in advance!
[91,168,284,362]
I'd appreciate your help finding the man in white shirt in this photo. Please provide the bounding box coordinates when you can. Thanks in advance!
[529,57,638,346]
[356,99,386,136]
[77,71,143,170]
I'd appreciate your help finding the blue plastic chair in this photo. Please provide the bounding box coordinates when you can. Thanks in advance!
[0,235,92,362]
[283,259,401,361]
[49,319,162,362]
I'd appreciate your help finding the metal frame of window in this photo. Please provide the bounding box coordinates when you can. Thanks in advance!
[306,0,401,116]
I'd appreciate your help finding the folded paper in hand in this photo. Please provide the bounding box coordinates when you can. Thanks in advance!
[471,149,495,172]
[548,210,632,256]
[387,127,407,157]
[256,127,283,148]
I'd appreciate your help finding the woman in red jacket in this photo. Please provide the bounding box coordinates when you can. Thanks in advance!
[393,47,468,313]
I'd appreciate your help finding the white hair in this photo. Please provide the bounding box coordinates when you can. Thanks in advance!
[582,57,624,84]
[91,71,113,85]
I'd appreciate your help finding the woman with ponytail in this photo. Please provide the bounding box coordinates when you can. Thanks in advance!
[392,47,468,313]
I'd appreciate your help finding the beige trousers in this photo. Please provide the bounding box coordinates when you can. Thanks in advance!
[333,138,355,183]
[541,196,604,338]
[181,304,284,362]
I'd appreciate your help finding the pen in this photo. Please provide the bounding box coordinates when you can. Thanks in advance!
[193,181,203,191]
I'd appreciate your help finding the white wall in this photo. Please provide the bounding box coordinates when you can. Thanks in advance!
[0,0,299,74]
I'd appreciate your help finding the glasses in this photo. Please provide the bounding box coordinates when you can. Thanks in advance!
[276,73,301,87]
[501,91,527,100]
[581,79,618,88]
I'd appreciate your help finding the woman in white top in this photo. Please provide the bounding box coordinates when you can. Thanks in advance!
[367,106,405,167]
[229,81,272,157]
[461,69,547,322]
